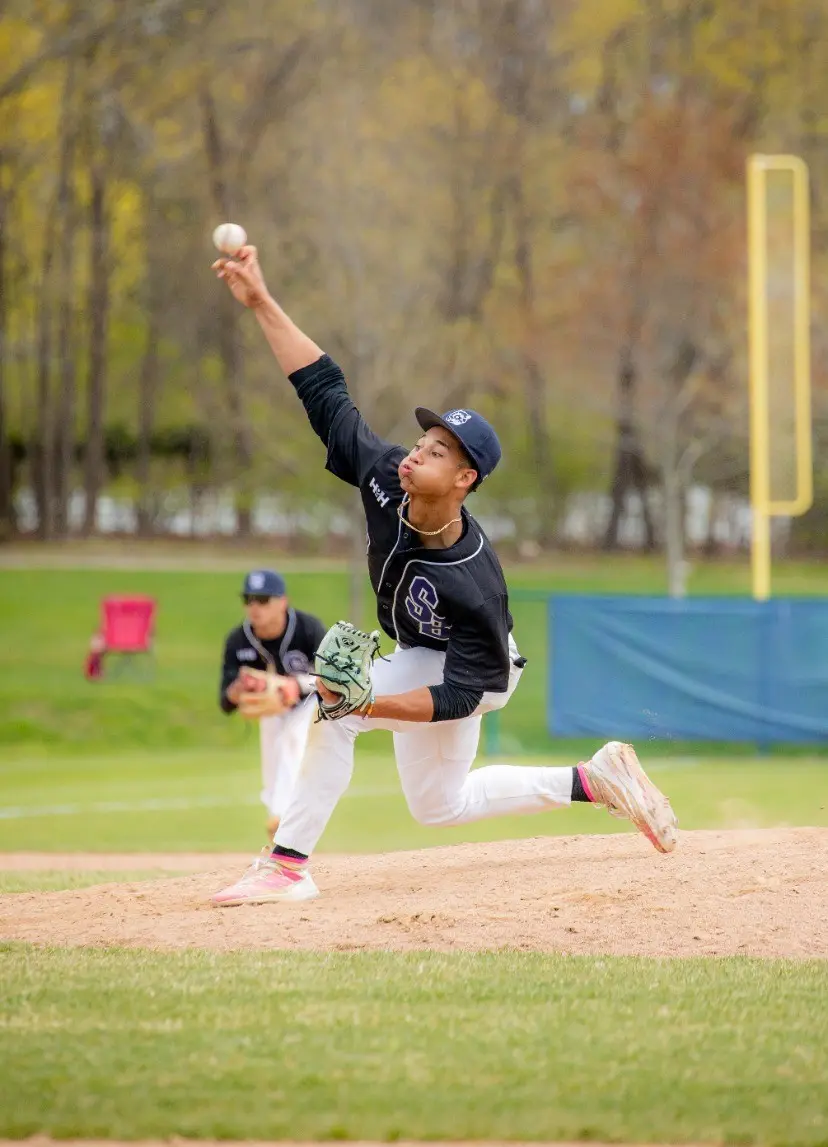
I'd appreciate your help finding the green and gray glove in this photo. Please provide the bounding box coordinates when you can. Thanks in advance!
[314,621,383,720]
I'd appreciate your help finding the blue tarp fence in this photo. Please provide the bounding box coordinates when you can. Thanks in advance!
[549,595,828,743]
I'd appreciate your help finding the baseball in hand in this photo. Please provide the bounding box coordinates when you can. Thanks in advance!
[212,222,247,255]
[239,668,268,693]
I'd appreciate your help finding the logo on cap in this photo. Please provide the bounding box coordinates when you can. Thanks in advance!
[445,409,472,426]
[248,572,266,590]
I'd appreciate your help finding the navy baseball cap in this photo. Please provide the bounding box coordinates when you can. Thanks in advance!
[242,569,286,598]
[414,406,502,488]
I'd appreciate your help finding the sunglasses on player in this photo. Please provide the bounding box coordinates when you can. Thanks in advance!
[242,594,272,606]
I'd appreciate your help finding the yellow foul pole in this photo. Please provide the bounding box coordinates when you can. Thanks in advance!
[747,154,812,602]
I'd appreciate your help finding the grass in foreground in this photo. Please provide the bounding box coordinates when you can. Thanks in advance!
[0,871,175,894]
[1,946,827,1144]
[1,747,827,852]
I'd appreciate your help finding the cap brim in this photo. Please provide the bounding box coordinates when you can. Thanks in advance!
[414,406,482,486]
[414,406,474,454]
[414,407,446,434]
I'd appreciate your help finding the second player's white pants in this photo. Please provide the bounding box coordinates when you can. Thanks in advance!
[274,639,575,857]
[259,695,317,819]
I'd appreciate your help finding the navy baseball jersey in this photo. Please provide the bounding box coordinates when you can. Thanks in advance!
[219,608,326,713]
[288,355,515,697]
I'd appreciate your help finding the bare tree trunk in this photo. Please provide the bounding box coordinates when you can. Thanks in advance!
[496,3,560,549]
[659,351,685,598]
[136,259,161,538]
[81,150,110,536]
[661,339,698,598]
[702,489,720,556]
[52,61,78,538]
[662,448,687,598]
[200,82,254,536]
[0,151,12,540]
[523,359,557,546]
[511,174,558,547]
[33,202,58,539]
[217,292,253,534]
[603,344,656,551]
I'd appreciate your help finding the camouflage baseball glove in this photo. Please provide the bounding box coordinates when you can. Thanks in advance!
[237,668,301,719]
[314,620,382,720]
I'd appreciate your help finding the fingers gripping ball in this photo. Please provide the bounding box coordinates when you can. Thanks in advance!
[238,668,269,693]
[237,669,300,719]
[314,621,382,720]
[212,222,247,255]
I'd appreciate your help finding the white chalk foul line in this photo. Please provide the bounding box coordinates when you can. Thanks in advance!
[0,760,704,822]
[0,786,399,821]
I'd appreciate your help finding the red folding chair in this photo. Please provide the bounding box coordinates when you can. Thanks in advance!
[99,595,157,678]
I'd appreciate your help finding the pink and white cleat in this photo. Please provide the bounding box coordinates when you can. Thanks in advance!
[212,850,320,907]
[579,741,678,854]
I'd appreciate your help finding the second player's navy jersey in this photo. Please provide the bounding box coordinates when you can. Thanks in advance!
[289,355,513,694]
[219,608,326,713]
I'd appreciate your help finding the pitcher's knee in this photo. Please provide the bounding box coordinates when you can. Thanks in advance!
[406,793,468,828]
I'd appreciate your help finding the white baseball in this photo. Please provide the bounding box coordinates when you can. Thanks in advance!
[212,222,247,255]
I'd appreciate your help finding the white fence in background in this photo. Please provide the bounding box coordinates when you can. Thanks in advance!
[13,485,785,550]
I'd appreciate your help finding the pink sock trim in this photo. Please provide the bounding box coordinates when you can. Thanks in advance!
[577,762,596,803]
[276,866,304,883]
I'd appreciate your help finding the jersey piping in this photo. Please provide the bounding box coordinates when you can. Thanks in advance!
[243,613,300,672]
[390,527,485,646]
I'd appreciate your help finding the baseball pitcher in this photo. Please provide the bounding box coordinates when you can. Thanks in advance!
[212,245,678,906]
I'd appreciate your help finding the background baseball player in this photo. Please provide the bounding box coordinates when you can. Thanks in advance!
[220,568,326,837]
[212,245,678,906]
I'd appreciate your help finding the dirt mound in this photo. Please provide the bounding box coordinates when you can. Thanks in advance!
[2,828,826,958]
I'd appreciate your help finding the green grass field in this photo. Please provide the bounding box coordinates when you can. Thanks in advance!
[2,946,827,1145]
[0,870,175,893]
[2,745,828,852]
[2,553,827,852]
[2,550,828,1145]
[2,553,827,757]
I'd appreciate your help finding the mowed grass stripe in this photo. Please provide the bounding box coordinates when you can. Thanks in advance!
[2,746,827,852]
[0,872,181,894]
[1,946,827,1145]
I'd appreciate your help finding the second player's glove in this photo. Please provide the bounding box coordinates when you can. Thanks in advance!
[236,669,300,719]
[314,620,382,719]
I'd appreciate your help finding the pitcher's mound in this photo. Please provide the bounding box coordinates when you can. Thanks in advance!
[2,828,826,958]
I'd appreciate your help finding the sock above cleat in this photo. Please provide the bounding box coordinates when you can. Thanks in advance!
[272,845,309,865]
[571,764,593,803]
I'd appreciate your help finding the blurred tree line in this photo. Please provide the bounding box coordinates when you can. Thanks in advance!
[1,0,827,564]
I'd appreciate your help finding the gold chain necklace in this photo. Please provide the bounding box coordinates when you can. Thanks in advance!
[397,503,462,537]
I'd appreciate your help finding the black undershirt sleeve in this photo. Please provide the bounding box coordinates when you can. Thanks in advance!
[219,634,238,714]
[428,681,484,722]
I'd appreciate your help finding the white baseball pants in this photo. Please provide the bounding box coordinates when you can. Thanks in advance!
[258,695,317,819]
[274,638,574,857]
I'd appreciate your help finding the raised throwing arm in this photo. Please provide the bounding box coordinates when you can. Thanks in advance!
[214,245,323,376]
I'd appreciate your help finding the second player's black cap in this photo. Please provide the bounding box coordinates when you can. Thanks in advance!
[414,406,502,489]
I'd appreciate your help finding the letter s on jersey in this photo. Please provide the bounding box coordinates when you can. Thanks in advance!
[405,575,451,640]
